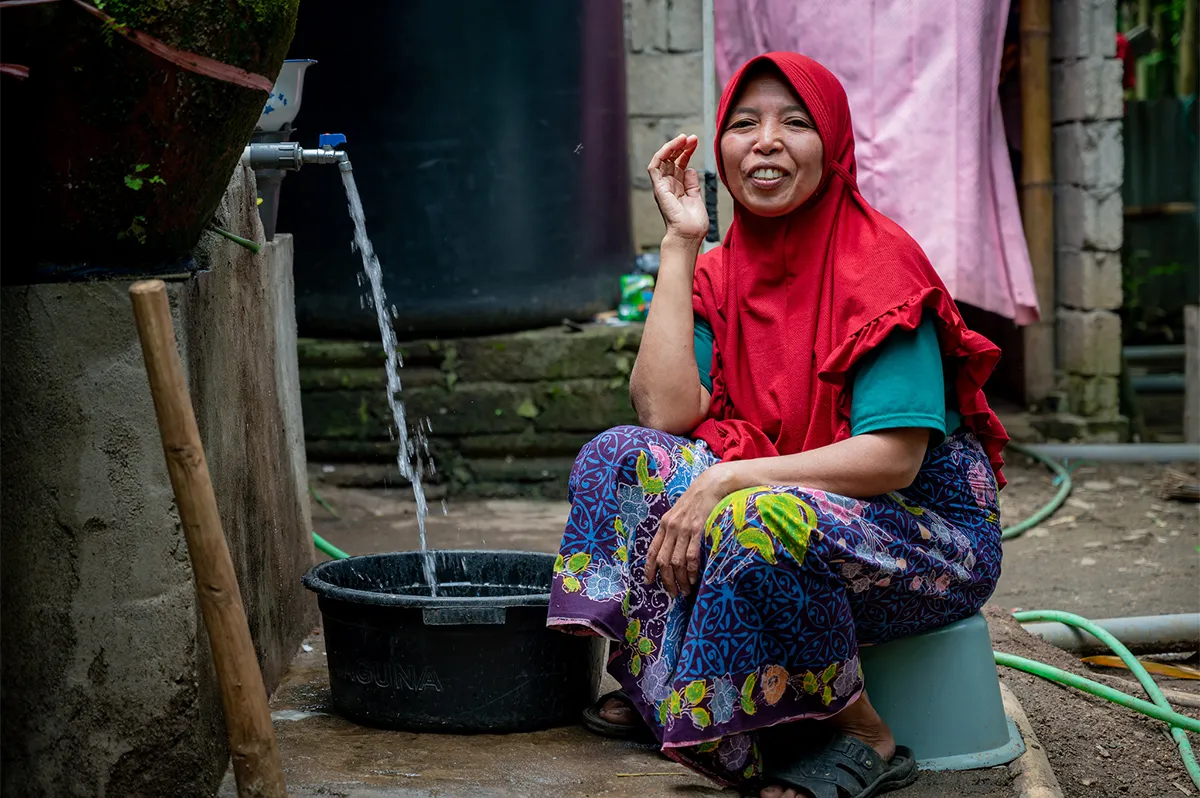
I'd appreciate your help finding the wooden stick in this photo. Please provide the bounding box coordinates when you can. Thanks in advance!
[129,280,286,798]
[1020,0,1056,406]
[1186,306,1198,445]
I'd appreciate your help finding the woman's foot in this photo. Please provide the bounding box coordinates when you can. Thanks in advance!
[760,691,897,798]
[598,694,640,726]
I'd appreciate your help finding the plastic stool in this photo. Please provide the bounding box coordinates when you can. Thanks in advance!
[859,612,1024,771]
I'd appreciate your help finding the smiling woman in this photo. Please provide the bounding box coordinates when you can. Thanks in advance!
[548,52,1010,798]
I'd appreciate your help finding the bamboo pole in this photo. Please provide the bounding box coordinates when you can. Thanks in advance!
[1179,0,1198,97]
[1020,0,1056,405]
[129,280,286,798]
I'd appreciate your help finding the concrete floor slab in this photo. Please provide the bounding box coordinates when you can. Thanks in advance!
[222,633,1015,798]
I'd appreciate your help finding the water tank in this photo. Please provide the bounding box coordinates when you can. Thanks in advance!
[279,1,632,339]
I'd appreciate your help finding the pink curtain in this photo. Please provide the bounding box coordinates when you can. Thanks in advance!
[715,0,1039,323]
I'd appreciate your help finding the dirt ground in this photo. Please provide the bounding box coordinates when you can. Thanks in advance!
[304,456,1200,798]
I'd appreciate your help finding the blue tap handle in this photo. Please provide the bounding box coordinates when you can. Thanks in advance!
[319,133,347,149]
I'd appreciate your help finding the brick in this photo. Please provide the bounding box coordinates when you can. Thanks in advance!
[453,326,640,383]
[626,0,668,53]
[1055,183,1122,252]
[667,0,703,52]
[1057,249,1122,310]
[1057,308,1121,376]
[625,52,704,116]
[1052,57,1124,122]
[1054,120,1122,188]
[1052,0,1093,60]
[1092,0,1118,58]
[1066,374,1119,416]
[628,116,705,191]
[1051,0,1118,59]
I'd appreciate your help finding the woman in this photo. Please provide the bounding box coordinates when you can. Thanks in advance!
[547,52,1008,798]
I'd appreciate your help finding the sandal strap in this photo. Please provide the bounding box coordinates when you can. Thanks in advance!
[762,733,890,798]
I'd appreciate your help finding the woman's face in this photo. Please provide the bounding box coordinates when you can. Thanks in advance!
[719,69,825,217]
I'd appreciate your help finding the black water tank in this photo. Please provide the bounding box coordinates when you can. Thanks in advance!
[279,1,632,340]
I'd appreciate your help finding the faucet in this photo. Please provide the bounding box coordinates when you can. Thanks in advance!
[242,132,349,171]
[243,133,348,240]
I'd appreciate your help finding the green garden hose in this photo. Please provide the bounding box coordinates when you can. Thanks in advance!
[1000,442,1073,541]
[312,531,350,561]
[999,610,1200,790]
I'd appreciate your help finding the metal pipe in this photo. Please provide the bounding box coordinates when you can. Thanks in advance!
[1021,613,1200,656]
[1125,345,1186,362]
[1017,443,1200,462]
[1131,373,1185,393]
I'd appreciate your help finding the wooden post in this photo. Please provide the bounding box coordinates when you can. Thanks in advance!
[1020,0,1057,407]
[1186,305,1199,444]
[1179,0,1198,97]
[129,280,286,798]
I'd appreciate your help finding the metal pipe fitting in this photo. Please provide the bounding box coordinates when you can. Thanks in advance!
[240,142,348,171]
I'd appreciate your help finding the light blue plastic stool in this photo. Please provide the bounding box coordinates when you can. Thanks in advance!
[859,612,1024,771]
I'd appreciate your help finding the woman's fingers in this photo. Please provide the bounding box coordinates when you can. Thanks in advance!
[644,528,665,587]
[670,526,691,596]
[648,134,688,174]
[685,523,703,590]
[674,135,699,172]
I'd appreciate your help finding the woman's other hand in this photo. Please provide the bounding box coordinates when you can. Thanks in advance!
[648,134,708,245]
[645,464,730,598]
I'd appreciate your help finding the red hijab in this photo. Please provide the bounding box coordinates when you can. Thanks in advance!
[691,52,1009,486]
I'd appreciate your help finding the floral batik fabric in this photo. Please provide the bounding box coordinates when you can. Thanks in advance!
[546,425,1002,788]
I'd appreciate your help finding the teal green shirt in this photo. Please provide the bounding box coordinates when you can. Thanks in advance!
[693,313,961,443]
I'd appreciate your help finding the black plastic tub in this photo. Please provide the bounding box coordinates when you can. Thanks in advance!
[301,550,604,733]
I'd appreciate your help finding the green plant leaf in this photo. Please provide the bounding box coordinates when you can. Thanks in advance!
[134,163,149,172]
[124,175,143,191]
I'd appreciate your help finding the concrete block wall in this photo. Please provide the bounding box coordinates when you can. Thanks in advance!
[1052,0,1125,428]
[624,0,733,251]
[0,167,317,796]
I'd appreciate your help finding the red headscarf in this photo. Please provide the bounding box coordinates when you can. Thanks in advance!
[691,52,1009,486]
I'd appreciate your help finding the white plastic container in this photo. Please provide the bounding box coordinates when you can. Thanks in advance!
[255,59,317,132]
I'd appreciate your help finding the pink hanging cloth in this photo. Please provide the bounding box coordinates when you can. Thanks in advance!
[715,0,1040,324]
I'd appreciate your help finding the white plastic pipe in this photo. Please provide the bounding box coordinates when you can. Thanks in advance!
[1018,443,1200,462]
[1021,613,1200,655]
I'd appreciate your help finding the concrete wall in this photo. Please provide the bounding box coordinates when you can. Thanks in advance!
[0,166,316,796]
[624,0,733,251]
[1051,0,1126,436]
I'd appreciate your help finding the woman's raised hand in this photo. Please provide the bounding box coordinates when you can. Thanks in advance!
[648,134,708,244]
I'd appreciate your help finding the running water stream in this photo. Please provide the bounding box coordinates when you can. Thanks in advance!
[339,162,439,596]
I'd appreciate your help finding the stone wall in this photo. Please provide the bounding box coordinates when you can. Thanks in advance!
[1050,0,1127,438]
[0,167,316,796]
[301,325,642,499]
[624,0,733,251]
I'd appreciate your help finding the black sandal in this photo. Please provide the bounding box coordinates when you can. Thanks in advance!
[581,690,657,743]
[758,733,918,798]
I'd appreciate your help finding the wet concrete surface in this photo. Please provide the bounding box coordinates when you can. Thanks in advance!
[222,633,1014,798]
[228,472,1057,797]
